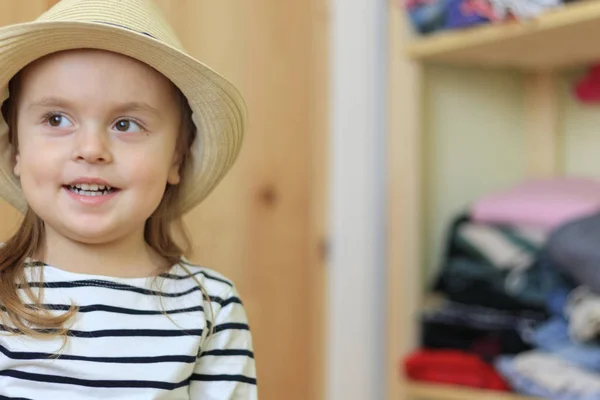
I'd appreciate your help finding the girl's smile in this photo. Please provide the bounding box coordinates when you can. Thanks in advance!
[63,177,121,206]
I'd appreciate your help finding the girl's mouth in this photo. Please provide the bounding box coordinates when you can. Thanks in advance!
[64,183,118,197]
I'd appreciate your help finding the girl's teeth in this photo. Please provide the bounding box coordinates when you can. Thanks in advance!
[67,186,114,196]
[70,184,113,191]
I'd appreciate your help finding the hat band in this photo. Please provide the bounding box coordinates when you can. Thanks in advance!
[92,20,155,39]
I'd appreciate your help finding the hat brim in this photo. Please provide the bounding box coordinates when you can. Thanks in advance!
[0,20,246,214]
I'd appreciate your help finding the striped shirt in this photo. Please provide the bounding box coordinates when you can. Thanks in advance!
[0,259,257,399]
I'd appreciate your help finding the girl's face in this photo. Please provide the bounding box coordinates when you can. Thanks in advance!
[14,49,182,245]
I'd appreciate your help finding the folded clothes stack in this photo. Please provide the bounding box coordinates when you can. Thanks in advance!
[401,178,600,398]
[403,0,565,36]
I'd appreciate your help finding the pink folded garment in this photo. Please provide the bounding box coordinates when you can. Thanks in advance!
[470,178,600,231]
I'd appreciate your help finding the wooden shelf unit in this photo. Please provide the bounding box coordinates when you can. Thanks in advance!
[386,1,594,400]
[406,0,600,69]
[407,382,539,400]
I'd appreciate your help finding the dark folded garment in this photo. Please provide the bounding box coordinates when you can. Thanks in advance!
[546,211,600,294]
[419,299,545,361]
[433,214,565,312]
[435,256,549,311]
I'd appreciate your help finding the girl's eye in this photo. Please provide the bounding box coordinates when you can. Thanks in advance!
[114,119,142,133]
[44,113,73,128]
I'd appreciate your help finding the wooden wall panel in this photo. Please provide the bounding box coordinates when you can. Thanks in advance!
[308,1,329,399]
[387,0,424,399]
[0,1,327,399]
[153,2,327,400]
[0,1,52,24]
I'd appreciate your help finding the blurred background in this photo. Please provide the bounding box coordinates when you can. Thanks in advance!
[7,0,600,400]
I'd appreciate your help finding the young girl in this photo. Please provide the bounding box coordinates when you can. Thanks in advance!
[0,0,256,399]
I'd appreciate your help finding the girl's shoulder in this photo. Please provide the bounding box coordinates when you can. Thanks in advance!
[169,257,237,298]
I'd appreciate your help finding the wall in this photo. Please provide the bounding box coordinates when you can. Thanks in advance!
[328,0,388,399]
[422,66,598,281]
[562,69,600,176]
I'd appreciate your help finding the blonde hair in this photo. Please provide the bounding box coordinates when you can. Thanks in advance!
[0,64,214,340]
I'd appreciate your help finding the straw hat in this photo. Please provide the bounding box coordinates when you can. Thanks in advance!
[0,0,246,215]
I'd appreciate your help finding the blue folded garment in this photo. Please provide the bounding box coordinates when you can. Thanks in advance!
[531,317,600,372]
[496,353,600,400]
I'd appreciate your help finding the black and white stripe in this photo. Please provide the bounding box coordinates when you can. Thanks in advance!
[0,261,257,399]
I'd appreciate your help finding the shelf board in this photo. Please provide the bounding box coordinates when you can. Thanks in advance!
[406,382,539,400]
[405,0,600,69]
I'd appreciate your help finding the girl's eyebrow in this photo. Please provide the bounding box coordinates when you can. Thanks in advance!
[113,101,161,117]
[27,96,71,111]
[26,97,161,116]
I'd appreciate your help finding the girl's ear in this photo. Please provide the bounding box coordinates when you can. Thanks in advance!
[13,153,20,177]
[167,155,180,185]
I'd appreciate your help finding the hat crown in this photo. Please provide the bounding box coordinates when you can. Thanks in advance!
[37,0,184,50]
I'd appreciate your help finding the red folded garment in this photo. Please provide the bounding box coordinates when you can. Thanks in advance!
[401,349,510,391]
[575,63,600,104]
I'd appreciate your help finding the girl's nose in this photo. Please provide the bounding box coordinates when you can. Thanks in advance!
[71,126,113,164]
